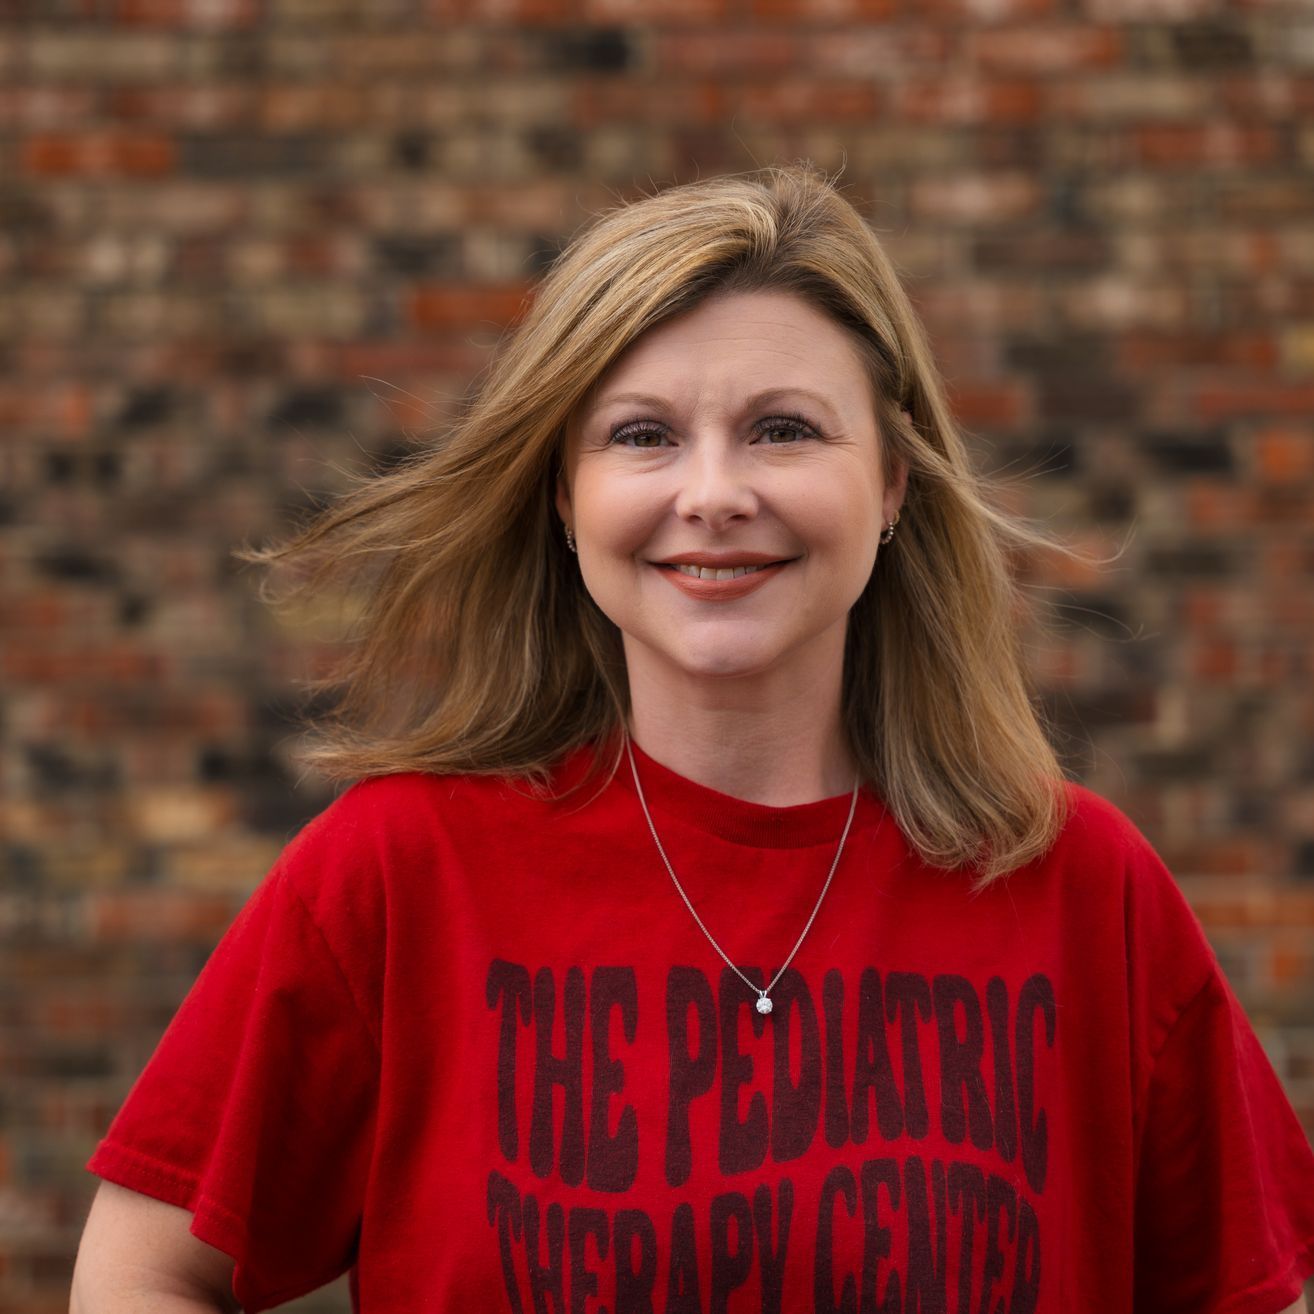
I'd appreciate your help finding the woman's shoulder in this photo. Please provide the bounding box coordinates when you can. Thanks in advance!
[283,757,594,864]
[1053,776,1171,872]
[1053,776,1220,998]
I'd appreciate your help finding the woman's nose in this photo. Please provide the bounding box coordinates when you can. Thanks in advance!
[671,440,759,531]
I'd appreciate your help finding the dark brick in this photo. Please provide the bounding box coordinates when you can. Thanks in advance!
[1053,596,1131,639]
[0,495,13,527]
[1133,747,1218,780]
[1048,174,1086,226]
[181,135,328,179]
[118,593,151,627]
[32,547,118,584]
[37,1046,115,1081]
[0,187,54,234]
[23,742,117,790]
[45,450,76,484]
[267,387,344,430]
[1294,840,1314,879]
[221,341,278,376]
[373,234,461,278]
[115,387,175,429]
[525,125,584,170]
[1230,793,1272,828]
[974,230,1111,274]
[208,32,269,77]
[1109,641,1164,683]
[3,845,45,890]
[1143,542,1235,578]
[393,132,433,170]
[977,127,1047,170]
[1144,431,1234,475]
[1087,481,1136,520]
[1043,686,1158,730]
[1038,377,1141,423]
[1171,21,1253,69]
[92,450,122,486]
[1007,336,1110,375]
[541,28,635,73]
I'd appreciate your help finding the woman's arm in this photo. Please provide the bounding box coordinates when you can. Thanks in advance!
[69,1181,239,1314]
[1279,1298,1309,1314]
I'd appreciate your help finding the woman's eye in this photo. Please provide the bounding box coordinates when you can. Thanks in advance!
[609,414,819,447]
[609,426,668,447]
[755,415,818,444]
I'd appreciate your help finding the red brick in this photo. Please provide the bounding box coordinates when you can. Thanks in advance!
[2,645,170,686]
[587,0,730,18]
[736,81,883,123]
[1165,838,1279,878]
[897,78,1045,123]
[650,31,798,74]
[1268,941,1312,989]
[86,890,238,942]
[968,24,1123,72]
[573,82,728,129]
[1134,123,1284,168]
[1183,482,1254,532]
[922,0,1054,16]
[945,379,1030,428]
[748,0,897,19]
[333,340,490,380]
[807,28,952,73]
[1192,637,1241,683]
[1193,382,1314,421]
[114,0,261,23]
[105,85,256,127]
[430,0,576,18]
[1254,428,1314,482]
[20,134,176,178]
[1116,331,1279,372]
[0,88,98,128]
[407,283,534,332]
[910,173,1044,223]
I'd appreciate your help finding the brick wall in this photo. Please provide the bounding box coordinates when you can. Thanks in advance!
[3,2,1313,1310]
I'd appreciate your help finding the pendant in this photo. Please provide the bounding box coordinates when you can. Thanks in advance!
[755,993,773,1015]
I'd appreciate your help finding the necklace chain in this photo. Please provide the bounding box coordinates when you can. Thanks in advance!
[625,734,863,1015]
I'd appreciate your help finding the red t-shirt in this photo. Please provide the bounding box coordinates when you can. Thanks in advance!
[86,740,1314,1312]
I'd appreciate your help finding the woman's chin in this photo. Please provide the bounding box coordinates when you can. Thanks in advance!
[626,636,787,683]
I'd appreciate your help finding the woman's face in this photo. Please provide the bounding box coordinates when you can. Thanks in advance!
[556,289,909,692]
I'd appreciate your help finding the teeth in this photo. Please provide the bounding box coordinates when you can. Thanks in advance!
[673,563,772,579]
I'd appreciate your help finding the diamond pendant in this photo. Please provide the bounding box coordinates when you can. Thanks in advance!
[755,993,773,1015]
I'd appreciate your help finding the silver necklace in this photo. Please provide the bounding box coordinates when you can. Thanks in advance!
[625,734,862,1017]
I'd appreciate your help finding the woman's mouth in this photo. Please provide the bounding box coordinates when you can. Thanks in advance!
[652,558,797,600]
[664,561,787,580]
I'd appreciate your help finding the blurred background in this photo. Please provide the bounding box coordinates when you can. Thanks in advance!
[3,0,1313,1309]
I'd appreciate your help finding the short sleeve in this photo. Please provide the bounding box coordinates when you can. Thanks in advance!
[85,859,380,1313]
[1133,960,1314,1314]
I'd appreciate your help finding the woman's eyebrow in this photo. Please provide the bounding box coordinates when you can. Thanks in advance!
[587,387,842,424]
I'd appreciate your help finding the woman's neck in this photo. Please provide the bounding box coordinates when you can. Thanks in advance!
[623,650,857,808]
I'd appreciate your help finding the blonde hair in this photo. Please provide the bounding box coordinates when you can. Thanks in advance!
[236,162,1106,890]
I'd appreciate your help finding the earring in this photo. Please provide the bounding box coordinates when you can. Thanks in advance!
[564,525,577,554]
[880,510,900,546]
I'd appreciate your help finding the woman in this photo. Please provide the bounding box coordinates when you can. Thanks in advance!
[73,164,1314,1312]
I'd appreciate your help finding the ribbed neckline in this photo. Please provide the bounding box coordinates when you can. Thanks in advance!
[570,733,887,850]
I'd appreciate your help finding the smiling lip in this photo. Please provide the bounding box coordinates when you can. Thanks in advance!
[653,558,794,601]
[658,551,792,567]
